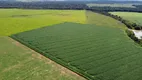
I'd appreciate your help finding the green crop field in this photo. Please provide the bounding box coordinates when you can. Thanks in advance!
[0,36,86,80]
[0,9,86,80]
[87,3,135,8]
[110,12,142,25]
[11,22,142,80]
[0,9,86,36]
[86,11,126,29]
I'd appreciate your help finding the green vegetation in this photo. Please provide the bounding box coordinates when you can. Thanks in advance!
[110,12,142,26]
[125,29,142,46]
[87,3,135,8]
[0,9,86,36]
[0,36,86,80]
[1,8,142,80]
[86,11,126,29]
[11,22,142,80]
[0,9,87,80]
[125,29,139,42]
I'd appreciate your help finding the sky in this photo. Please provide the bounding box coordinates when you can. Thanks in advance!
[1,0,142,1]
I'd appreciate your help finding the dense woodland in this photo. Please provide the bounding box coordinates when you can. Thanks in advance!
[0,1,142,11]
[88,7,142,12]
[0,1,88,9]
[0,1,142,10]
[133,5,142,8]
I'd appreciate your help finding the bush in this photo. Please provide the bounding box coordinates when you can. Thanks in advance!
[125,29,140,42]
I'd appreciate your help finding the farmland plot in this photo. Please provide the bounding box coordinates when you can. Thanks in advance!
[86,11,126,29]
[0,9,85,36]
[0,36,86,80]
[110,12,142,26]
[11,22,142,80]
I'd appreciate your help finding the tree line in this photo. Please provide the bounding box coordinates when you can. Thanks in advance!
[126,29,142,46]
[0,1,142,12]
[89,6,142,13]
[0,1,88,10]
[89,9,142,30]
[88,8,142,46]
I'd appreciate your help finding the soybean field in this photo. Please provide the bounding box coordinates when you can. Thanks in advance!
[11,22,142,80]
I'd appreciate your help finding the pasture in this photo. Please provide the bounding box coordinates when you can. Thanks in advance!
[0,36,86,80]
[86,11,126,29]
[11,22,142,80]
[110,12,142,25]
[0,9,86,36]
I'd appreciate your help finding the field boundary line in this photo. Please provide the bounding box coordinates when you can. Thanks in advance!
[9,36,94,80]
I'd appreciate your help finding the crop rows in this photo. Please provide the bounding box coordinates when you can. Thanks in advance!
[11,22,142,80]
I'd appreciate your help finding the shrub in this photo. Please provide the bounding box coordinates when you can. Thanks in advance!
[125,29,139,42]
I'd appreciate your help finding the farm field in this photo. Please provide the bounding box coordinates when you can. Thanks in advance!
[0,36,86,80]
[0,9,86,36]
[11,22,142,80]
[86,11,126,29]
[110,12,142,25]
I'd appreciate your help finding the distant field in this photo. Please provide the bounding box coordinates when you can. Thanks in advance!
[0,37,86,80]
[110,12,142,25]
[11,22,142,80]
[0,9,86,36]
[86,11,126,29]
[87,3,135,8]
